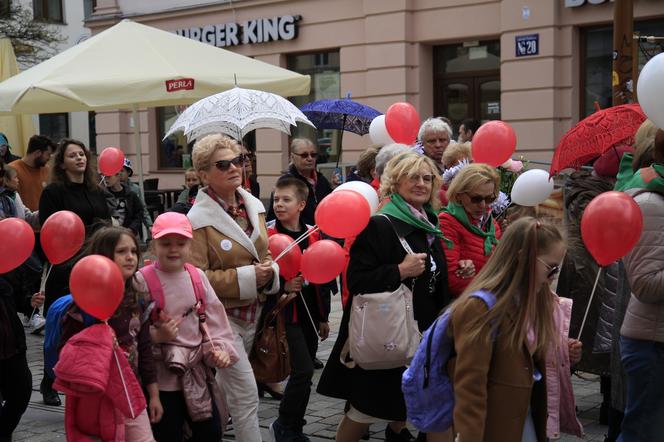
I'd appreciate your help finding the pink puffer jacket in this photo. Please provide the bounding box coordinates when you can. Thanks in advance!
[546,294,584,439]
[54,323,146,442]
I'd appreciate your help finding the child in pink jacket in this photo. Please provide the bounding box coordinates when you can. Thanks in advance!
[136,212,238,442]
[546,291,584,439]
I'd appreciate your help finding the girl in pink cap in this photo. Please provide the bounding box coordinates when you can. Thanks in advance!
[136,212,238,442]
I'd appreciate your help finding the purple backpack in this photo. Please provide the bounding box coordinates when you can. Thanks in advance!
[401,290,497,433]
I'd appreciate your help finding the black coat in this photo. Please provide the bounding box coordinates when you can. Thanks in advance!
[106,183,145,235]
[0,276,30,360]
[266,165,333,226]
[317,214,450,420]
[557,171,613,375]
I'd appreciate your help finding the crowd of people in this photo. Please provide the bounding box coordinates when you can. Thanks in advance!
[0,114,661,442]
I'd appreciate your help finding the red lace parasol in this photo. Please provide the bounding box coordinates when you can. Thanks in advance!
[550,104,647,176]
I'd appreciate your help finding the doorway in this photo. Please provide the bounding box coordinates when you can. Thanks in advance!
[433,41,501,137]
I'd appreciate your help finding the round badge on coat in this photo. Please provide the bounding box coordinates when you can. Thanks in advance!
[220,239,233,251]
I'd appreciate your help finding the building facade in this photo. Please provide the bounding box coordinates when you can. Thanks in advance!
[12,0,96,148]
[86,0,664,195]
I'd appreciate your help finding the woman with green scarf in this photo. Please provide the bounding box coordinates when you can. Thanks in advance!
[439,163,502,297]
[317,152,450,442]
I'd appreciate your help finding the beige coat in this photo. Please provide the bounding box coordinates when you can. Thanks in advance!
[622,190,664,342]
[188,187,279,309]
[445,296,548,442]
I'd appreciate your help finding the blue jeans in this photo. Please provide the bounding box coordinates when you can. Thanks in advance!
[617,336,664,442]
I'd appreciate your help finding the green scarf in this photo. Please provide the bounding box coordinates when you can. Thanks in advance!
[443,202,498,256]
[615,153,664,193]
[379,193,452,248]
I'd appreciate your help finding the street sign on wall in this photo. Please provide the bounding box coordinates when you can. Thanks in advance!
[515,34,539,57]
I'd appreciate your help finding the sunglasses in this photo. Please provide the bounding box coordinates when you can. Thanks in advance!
[537,257,560,279]
[467,194,497,204]
[293,152,318,159]
[214,154,245,171]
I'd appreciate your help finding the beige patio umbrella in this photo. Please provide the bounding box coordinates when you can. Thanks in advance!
[0,37,35,156]
[0,19,310,192]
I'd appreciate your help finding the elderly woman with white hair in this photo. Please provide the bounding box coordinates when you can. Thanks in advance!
[187,134,279,442]
[318,152,450,442]
[417,118,453,173]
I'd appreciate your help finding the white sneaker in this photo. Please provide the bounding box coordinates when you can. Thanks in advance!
[29,313,46,334]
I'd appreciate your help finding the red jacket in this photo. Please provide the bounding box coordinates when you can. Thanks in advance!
[54,323,146,442]
[439,211,502,297]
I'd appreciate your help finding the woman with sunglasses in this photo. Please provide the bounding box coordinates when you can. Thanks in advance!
[438,163,502,297]
[187,133,279,442]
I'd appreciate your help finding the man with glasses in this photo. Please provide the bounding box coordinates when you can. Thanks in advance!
[267,138,332,226]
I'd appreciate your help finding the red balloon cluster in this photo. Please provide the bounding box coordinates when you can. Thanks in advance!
[385,102,420,145]
[269,234,302,280]
[98,147,125,176]
[0,218,35,273]
[471,121,517,167]
[301,240,347,284]
[70,255,125,321]
[581,191,643,266]
[41,211,85,264]
[315,190,370,239]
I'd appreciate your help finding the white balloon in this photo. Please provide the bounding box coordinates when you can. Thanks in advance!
[510,169,554,207]
[369,115,395,146]
[333,180,380,214]
[638,52,664,129]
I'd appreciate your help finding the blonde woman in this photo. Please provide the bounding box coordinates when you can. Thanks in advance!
[318,152,451,442]
[439,163,502,297]
[187,134,279,442]
[431,217,561,442]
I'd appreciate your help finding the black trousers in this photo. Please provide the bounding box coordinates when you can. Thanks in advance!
[0,352,32,438]
[278,323,315,430]
[300,314,319,362]
[151,390,222,442]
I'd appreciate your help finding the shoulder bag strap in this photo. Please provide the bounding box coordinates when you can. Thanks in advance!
[379,214,414,255]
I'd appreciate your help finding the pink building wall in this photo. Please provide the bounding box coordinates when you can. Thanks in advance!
[88,0,663,195]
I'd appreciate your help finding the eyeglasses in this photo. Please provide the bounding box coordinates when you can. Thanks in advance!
[293,152,318,159]
[467,194,497,204]
[537,257,560,279]
[408,174,434,184]
[214,155,245,171]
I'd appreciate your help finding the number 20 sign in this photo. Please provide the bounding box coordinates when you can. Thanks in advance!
[515,34,539,57]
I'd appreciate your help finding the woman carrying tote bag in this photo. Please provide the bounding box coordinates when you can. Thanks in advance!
[317,153,451,442]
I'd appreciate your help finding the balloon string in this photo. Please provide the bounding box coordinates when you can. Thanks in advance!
[577,266,603,341]
[275,226,320,262]
[298,291,320,338]
[109,322,136,419]
[29,263,53,324]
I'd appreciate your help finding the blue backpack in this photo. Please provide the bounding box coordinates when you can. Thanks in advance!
[401,290,497,433]
[44,295,95,379]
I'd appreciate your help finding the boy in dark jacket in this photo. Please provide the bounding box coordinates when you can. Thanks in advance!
[103,171,146,236]
[0,275,44,441]
[265,176,332,442]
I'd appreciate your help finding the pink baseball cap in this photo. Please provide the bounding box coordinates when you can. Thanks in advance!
[152,212,193,239]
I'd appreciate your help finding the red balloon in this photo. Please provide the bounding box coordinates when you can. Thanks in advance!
[315,190,371,239]
[41,211,85,264]
[385,102,421,145]
[98,147,125,176]
[0,218,35,273]
[269,233,302,280]
[581,191,643,266]
[471,121,517,167]
[301,240,347,284]
[70,255,125,321]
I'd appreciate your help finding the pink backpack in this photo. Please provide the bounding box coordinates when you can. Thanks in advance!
[139,263,207,323]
